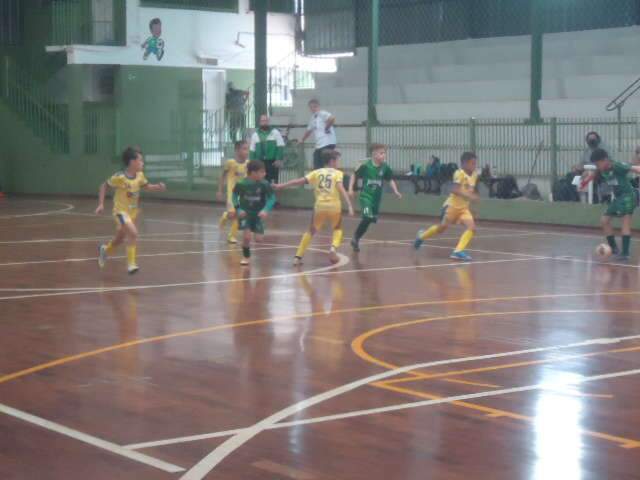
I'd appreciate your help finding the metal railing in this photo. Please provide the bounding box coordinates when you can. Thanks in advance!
[269,117,640,182]
[268,51,316,111]
[1,56,69,153]
[606,75,640,151]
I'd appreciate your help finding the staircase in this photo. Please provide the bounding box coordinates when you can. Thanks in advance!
[0,56,69,154]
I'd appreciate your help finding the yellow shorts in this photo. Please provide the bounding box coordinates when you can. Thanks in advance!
[113,210,138,227]
[312,210,342,231]
[440,205,473,225]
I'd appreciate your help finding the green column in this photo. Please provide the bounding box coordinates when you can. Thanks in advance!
[530,0,543,122]
[254,1,268,125]
[66,64,84,158]
[367,0,380,144]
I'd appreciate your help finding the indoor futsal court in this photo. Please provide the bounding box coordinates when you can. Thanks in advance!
[1,197,640,480]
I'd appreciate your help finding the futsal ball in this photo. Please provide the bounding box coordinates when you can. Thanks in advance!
[595,243,612,258]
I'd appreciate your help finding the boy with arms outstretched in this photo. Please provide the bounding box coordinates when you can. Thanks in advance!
[275,150,354,266]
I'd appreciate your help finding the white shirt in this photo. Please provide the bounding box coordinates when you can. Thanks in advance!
[307,110,336,149]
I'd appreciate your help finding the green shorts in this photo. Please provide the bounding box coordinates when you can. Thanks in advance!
[360,197,381,223]
[239,214,265,234]
[605,194,636,218]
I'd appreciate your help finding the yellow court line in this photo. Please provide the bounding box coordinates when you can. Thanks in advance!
[352,309,640,449]
[1,292,639,386]
[381,344,640,385]
[441,378,501,388]
[373,382,640,449]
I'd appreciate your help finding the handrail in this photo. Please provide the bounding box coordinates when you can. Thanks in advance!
[606,76,640,112]
[2,56,69,152]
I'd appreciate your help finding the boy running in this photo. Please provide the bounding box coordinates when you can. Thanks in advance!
[96,147,167,274]
[232,160,276,266]
[217,140,249,244]
[348,143,402,251]
[275,150,354,266]
[414,151,479,261]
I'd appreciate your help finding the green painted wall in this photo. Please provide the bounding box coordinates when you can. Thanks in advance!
[115,65,204,155]
[1,64,205,195]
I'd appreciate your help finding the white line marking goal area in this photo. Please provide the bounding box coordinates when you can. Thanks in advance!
[112,333,640,480]
[0,403,184,473]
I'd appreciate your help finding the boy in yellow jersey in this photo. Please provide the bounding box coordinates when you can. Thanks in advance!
[216,140,249,244]
[275,150,354,265]
[96,147,166,274]
[414,151,479,261]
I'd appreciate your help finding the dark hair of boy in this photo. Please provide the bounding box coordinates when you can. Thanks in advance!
[590,148,609,163]
[122,146,142,166]
[320,149,338,167]
[247,159,265,174]
[235,140,248,150]
[149,18,161,30]
[308,99,320,106]
[370,143,387,154]
[460,151,477,164]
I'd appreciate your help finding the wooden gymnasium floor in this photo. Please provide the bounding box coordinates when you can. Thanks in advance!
[2,196,640,480]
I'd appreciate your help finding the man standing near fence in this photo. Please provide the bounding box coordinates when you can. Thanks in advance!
[300,99,337,170]
[250,114,285,184]
[226,82,250,141]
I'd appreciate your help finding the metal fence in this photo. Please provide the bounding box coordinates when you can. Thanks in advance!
[257,117,636,187]
[373,117,640,180]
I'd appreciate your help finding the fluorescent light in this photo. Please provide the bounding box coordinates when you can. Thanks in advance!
[307,51,355,59]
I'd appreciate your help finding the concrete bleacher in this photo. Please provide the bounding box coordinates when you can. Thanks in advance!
[281,26,640,125]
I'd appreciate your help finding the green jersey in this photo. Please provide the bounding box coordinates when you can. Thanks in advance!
[232,178,276,215]
[601,161,634,197]
[250,127,285,162]
[355,159,393,205]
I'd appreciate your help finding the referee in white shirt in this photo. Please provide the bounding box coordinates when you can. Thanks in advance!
[300,99,337,170]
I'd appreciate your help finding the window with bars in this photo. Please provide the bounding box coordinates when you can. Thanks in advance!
[140,0,238,12]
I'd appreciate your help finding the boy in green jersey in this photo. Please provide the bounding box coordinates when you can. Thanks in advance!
[348,143,402,251]
[591,148,640,261]
[232,160,276,266]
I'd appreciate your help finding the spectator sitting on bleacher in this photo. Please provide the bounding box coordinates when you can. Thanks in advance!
[425,156,441,193]
[582,131,613,165]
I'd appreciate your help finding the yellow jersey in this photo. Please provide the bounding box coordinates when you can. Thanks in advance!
[306,167,344,212]
[224,159,248,196]
[107,171,148,215]
[445,169,478,210]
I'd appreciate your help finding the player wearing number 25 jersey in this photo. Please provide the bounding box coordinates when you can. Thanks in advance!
[274,149,354,265]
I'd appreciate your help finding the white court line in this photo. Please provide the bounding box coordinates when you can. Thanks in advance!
[0,202,74,219]
[176,332,640,478]
[390,238,640,270]
[60,202,640,244]
[0,403,184,473]
[0,244,294,270]
[126,331,640,450]
[0,230,220,245]
[0,256,539,301]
